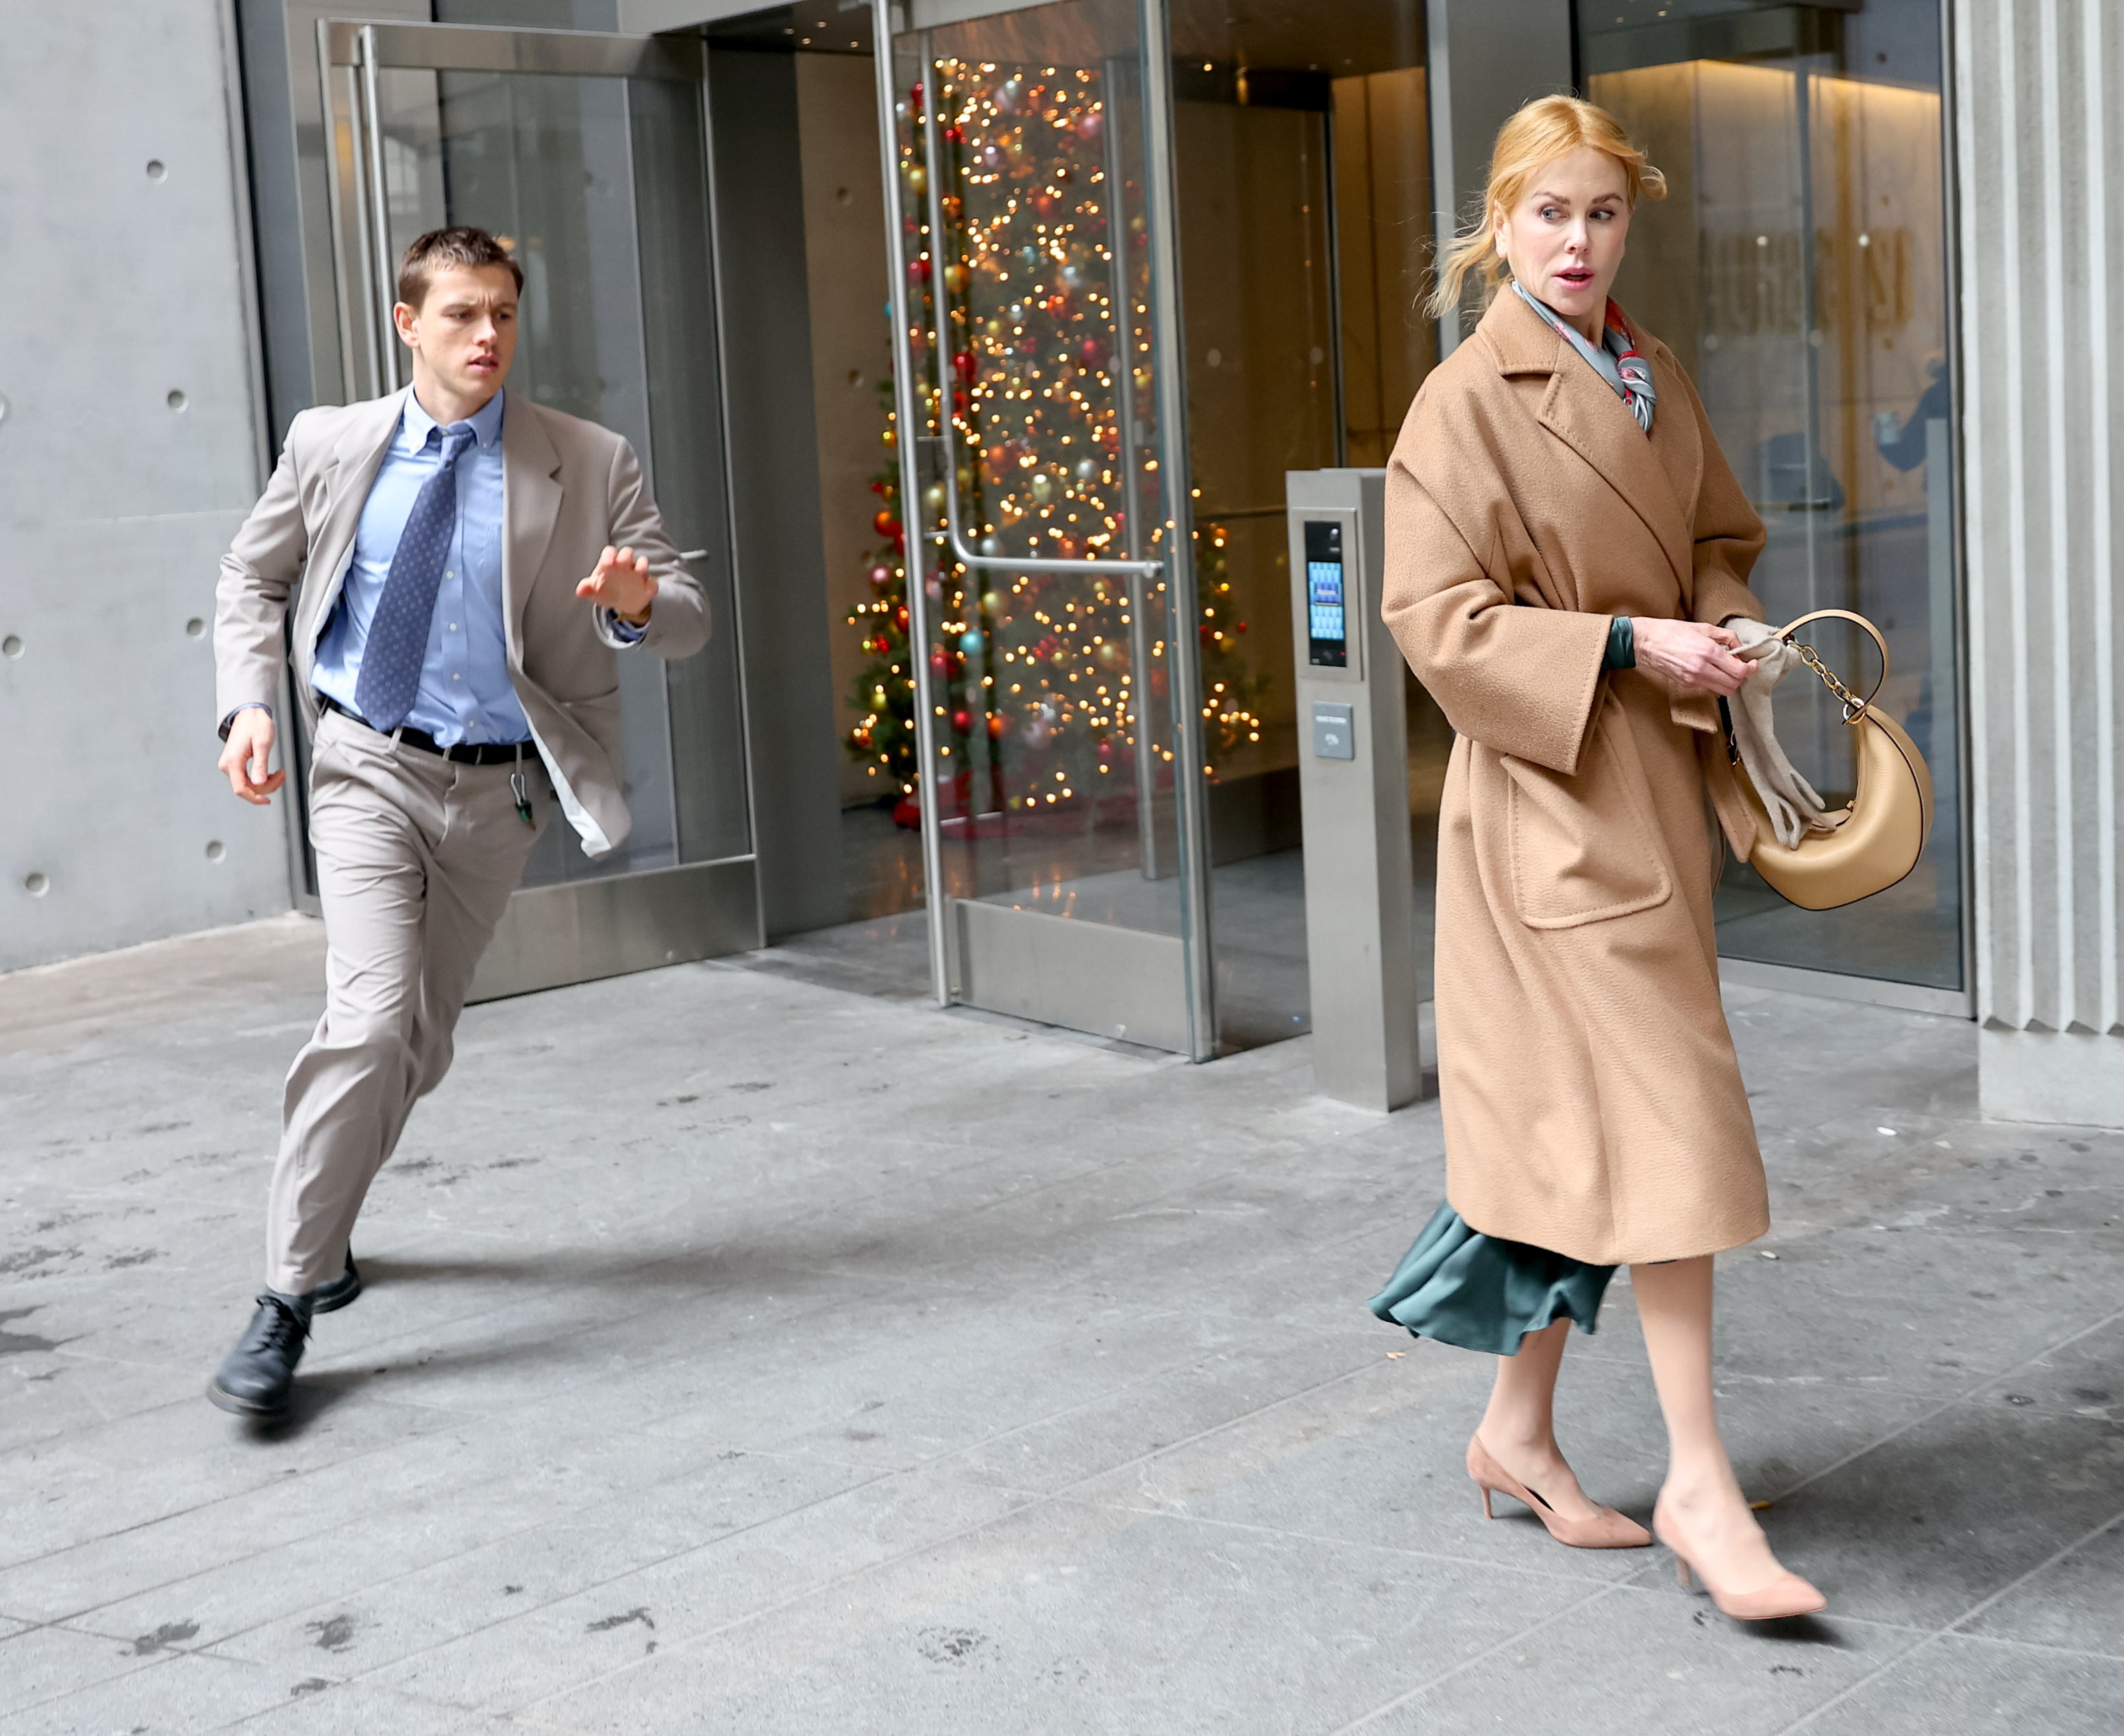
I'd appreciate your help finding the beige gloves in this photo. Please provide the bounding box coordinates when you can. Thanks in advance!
[1725,619,1836,849]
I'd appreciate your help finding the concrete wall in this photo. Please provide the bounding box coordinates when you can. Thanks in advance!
[1955,0,2124,1126]
[0,1,289,973]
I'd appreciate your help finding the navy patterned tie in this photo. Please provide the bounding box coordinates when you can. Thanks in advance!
[355,423,478,732]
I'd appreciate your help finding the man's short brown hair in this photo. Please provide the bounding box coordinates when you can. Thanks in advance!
[397,226,524,310]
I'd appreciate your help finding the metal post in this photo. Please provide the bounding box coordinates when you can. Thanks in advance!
[358,26,399,396]
[1102,56,1161,881]
[1135,0,1218,1061]
[871,0,952,1008]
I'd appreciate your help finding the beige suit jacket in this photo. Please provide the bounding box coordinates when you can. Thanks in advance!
[214,388,708,857]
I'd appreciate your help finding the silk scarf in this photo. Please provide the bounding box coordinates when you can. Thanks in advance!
[1511,280,1657,435]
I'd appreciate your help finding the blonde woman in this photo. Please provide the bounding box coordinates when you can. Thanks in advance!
[1368,95,1824,1622]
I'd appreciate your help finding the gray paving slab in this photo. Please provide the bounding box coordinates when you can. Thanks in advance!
[1794,1633,2124,1735]
[0,1647,301,1736]
[1354,1589,1921,1736]
[514,1510,1598,1735]
[2,917,2120,1733]
[1955,1515,2124,1658]
[0,1620,177,1720]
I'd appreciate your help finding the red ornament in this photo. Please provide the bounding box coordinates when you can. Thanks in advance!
[952,351,976,382]
[930,650,951,676]
[894,604,911,632]
[873,508,900,537]
[909,258,932,284]
[1078,338,1103,366]
[907,82,925,110]
[943,124,964,144]
[951,709,970,732]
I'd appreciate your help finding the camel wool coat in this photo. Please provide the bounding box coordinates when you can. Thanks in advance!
[1381,290,1770,1267]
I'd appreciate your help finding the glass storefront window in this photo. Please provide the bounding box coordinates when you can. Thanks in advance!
[1581,0,1964,991]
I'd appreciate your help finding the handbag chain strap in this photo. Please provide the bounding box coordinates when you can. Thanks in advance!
[1790,638,1870,721]
[1773,608,1890,725]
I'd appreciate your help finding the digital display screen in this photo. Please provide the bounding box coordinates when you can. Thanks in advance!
[1304,520,1346,668]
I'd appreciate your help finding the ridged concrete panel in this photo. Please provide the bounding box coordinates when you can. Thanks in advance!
[1955,0,2124,1045]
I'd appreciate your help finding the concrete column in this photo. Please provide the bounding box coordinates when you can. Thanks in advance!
[1954,0,2124,1126]
[1426,0,1575,354]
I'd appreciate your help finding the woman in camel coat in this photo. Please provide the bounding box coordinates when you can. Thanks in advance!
[1367,95,1825,1622]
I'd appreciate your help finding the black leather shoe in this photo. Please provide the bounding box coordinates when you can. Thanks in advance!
[207,1295,309,1416]
[309,1251,362,1315]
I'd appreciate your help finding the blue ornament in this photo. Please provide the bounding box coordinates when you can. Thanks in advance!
[961,630,987,654]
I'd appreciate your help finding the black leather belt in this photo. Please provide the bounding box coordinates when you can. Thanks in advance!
[317,693,534,767]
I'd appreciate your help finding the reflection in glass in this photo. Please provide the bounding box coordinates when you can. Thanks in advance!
[1584,3,1962,989]
[351,63,748,889]
[1166,3,1435,1046]
[888,6,1192,948]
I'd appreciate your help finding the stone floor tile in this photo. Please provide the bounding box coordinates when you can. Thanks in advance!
[189,1447,882,1672]
[1958,1515,2124,1657]
[1792,1633,2124,1735]
[513,1511,1595,1735]
[356,1465,1046,1713]
[0,1621,174,1719]
[1729,1401,2124,1630]
[215,1676,513,1735]
[0,1648,290,1735]
[1353,1584,1920,1736]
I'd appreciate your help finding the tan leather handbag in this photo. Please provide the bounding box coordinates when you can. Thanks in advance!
[1729,610,1935,911]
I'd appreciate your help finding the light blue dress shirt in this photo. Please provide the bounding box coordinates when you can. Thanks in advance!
[311,390,530,747]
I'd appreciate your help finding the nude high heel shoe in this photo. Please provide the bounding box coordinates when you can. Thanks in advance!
[1467,1435,1653,1550]
[1653,1509,1827,1621]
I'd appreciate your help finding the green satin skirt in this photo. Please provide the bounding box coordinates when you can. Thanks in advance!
[1368,1202,1616,1357]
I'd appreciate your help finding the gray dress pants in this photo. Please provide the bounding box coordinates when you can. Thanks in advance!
[267,707,549,1293]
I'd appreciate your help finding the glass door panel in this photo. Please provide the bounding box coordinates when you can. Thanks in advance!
[320,24,750,893]
[1584,3,1963,992]
[1166,1,1433,1050]
[314,22,758,997]
[886,0,1210,1054]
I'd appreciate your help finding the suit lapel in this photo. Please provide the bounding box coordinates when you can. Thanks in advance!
[503,399,563,660]
[300,390,409,661]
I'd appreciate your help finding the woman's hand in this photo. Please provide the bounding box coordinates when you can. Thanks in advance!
[1630,617,1757,697]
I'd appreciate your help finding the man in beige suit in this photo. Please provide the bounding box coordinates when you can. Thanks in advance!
[209,226,707,1415]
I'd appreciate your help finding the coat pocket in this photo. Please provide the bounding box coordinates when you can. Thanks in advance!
[1505,700,1672,929]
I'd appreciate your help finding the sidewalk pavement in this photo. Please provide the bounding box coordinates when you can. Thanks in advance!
[1,913,2120,1735]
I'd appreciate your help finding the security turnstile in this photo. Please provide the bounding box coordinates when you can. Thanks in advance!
[1286,470,1427,1111]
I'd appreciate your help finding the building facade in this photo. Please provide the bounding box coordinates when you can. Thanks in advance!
[0,0,2115,1124]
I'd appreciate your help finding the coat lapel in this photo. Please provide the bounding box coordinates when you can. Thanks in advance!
[1485,295,1695,604]
[502,399,563,660]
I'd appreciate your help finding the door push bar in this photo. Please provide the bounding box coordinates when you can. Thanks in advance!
[908,51,1164,583]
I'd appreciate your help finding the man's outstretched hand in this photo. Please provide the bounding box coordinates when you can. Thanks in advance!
[219,708,285,806]
[576,545,655,624]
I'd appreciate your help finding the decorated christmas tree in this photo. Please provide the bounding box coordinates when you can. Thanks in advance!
[843,59,1265,828]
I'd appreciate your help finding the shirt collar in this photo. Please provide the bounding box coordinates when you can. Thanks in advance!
[398,386,506,454]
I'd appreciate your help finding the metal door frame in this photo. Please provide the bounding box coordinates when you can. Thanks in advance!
[308,18,761,1001]
[870,0,1218,1060]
